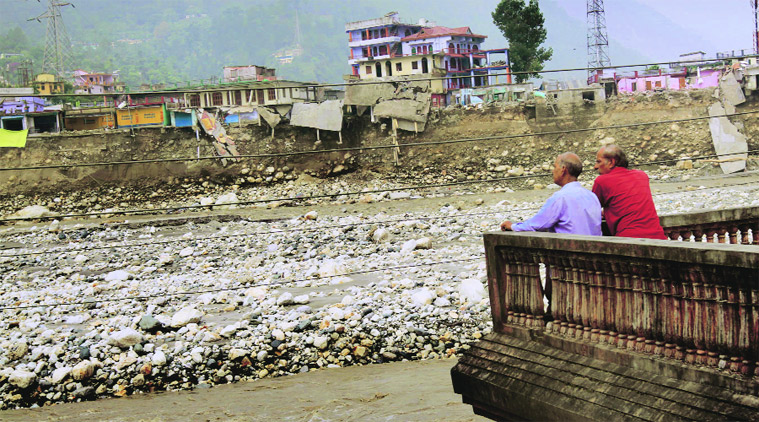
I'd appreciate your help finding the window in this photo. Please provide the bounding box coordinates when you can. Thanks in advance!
[84,118,96,125]
[234,91,242,105]
[411,61,418,70]
[396,62,402,72]
[411,47,416,55]
[366,66,372,74]
[267,89,276,101]
[212,92,223,106]
[631,82,637,91]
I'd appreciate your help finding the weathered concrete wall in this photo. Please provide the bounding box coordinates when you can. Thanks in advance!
[0,90,755,196]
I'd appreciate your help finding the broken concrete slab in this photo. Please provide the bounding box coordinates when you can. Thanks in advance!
[374,100,429,123]
[708,102,747,174]
[273,105,293,119]
[396,119,426,132]
[258,107,282,128]
[290,100,344,132]
[344,83,397,106]
[718,71,746,107]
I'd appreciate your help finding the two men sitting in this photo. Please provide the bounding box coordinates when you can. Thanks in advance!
[501,145,666,239]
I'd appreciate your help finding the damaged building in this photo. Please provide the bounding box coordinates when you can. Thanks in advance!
[345,12,511,107]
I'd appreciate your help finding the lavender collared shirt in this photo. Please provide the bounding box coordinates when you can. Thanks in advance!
[512,181,602,236]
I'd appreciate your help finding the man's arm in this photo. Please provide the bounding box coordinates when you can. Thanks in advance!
[510,196,563,232]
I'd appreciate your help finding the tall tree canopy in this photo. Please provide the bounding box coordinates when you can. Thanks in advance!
[492,0,553,83]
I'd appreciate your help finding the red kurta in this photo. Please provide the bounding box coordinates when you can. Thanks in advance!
[592,167,667,239]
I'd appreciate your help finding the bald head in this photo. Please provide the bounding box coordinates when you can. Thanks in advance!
[557,152,583,178]
[598,144,629,168]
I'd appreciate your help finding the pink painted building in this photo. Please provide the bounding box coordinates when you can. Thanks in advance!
[617,67,722,93]
[73,70,119,94]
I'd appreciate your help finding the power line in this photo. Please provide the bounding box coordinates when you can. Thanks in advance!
[0,209,509,257]
[4,172,757,310]
[1,54,755,98]
[0,256,483,311]
[0,109,755,172]
[2,176,756,258]
[1,147,757,224]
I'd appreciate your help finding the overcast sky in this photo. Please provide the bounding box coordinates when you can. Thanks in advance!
[555,0,756,58]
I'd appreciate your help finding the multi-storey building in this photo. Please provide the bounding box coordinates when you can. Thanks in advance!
[73,70,120,94]
[345,12,423,78]
[223,65,277,83]
[345,13,510,106]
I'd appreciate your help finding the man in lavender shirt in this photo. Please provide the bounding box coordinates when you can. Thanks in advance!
[500,152,602,236]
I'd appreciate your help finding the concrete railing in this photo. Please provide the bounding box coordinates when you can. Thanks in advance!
[660,207,759,245]
[484,232,759,376]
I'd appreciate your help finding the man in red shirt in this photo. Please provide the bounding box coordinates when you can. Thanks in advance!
[592,145,667,240]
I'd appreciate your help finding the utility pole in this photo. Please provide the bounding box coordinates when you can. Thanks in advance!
[586,0,611,82]
[17,60,34,87]
[29,0,75,79]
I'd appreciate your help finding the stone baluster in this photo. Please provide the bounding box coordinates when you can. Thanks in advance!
[641,265,656,354]
[692,227,704,242]
[608,261,623,347]
[753,225,759,245]
[660,263,682,359]
[580,262,592,341]
[598,264,613,344]
[679,230,691,242]
[728,226,739,244]
[723,279,741,372]
[737,287,752,375]
[555,255,570,335]
[586,259,601,342]
[503,258,516,324]
[692,272,708,365]
[752,289,758,378]
[739,224,750,245]
[703,277,719,367]
[568,260,582,338]
[619,262,634,350]
[717,228,728,244]
[706,228,717,243]
[529,254,544,328]
[653,271,668,356]
[681,275,696,363]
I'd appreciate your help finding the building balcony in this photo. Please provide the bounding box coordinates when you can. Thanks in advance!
[452,206,759,421]
[348,36,401,48]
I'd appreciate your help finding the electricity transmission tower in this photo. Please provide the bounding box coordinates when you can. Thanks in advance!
[752,0,758,54]
[29,0,75,79]
[587,0,611,81]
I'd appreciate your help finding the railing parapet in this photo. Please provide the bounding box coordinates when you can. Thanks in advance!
[485,231,759,378]
[660,206,759,245]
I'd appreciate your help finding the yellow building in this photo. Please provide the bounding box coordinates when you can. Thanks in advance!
[64,114,115,131]
[356,54,446,94]
[116,105,164,128]
[33,73,65,95]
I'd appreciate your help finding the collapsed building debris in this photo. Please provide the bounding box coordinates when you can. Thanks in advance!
[290,100,344,143]
[345,80,432,133]
[196,109,240,166]
[708,70,748,174]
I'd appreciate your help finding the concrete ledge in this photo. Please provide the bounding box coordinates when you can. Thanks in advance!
[452,333,759,421]
[483,231,759,269]
[660,206,759,228]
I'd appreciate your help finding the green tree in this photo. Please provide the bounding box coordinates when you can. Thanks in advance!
[492,0,553,83]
